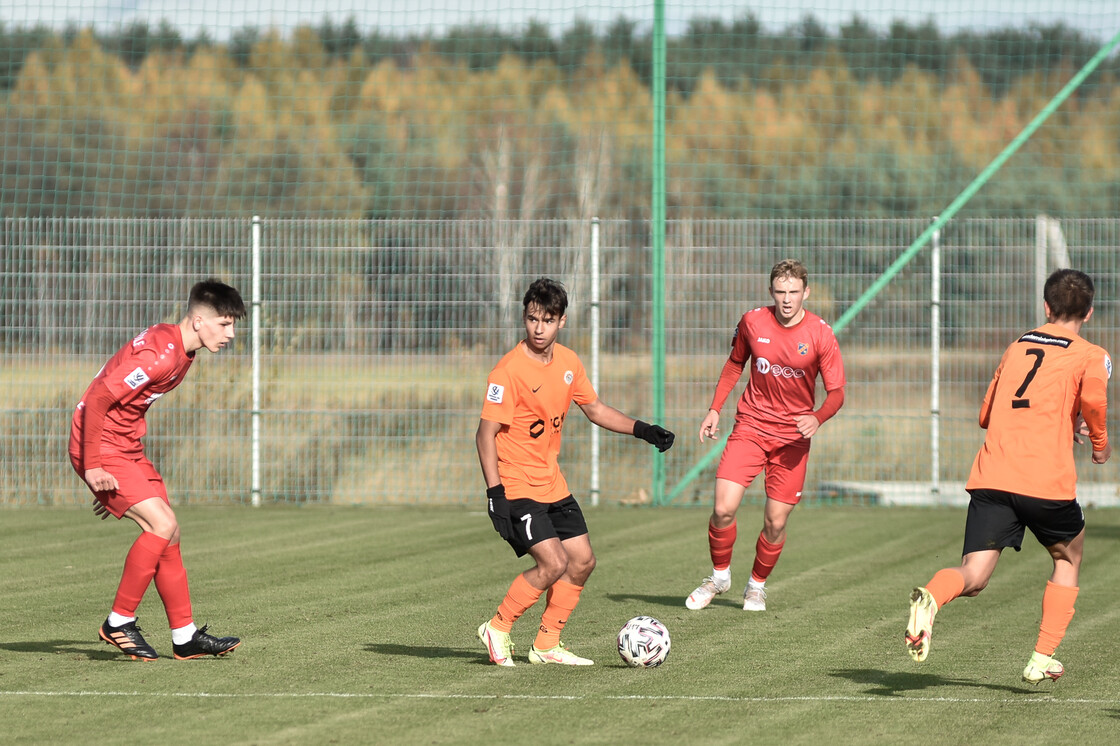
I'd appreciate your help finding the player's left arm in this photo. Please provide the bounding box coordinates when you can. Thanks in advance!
[794,325,847,438]
[1080,349,1111,462]
[578,399,675,452]
[579,398,637,434]
[794,387,845,439]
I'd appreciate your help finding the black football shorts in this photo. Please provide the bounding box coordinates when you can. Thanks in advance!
[963,488,1085,554]
[504,495,589,557]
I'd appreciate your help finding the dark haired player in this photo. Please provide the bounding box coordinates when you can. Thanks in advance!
[906,268,1111,683]
[476,277,675,666]
[70,279,247,660]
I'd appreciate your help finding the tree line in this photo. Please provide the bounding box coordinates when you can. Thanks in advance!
[1,17,1117,220]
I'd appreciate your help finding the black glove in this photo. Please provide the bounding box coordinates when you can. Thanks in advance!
[486,484,514,540]
[633,420,675,452]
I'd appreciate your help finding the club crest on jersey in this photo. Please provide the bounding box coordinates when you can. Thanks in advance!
[124,367,150,390]
[797,342,809,356]
[564,371,574,385]
[486,383,504,404]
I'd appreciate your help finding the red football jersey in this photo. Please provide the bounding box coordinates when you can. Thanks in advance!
[69,323,194,465]
[712,306,846,441]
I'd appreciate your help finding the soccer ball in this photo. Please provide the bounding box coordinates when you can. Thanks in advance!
[617,616,671,668]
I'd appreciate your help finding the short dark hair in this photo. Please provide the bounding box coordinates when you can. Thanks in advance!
[188,279,247,320]
[522,277,568,318]
[1043,269,1094,322]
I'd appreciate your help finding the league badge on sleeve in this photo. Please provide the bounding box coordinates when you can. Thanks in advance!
[124,366,150,390]
[486,383,505,404]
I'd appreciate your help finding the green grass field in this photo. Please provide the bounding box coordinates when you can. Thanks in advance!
[3,504,1120,745]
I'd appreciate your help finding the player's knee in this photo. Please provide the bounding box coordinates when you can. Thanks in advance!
[710,511,736,528]
[571,553,596,582]
[538,557,568,586]
[762,518,786,540]
[961,579,988,597]
[149,515,179,540]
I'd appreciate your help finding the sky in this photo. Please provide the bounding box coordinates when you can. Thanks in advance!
[6,0,1119,41]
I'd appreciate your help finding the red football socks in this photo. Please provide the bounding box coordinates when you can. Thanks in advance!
[709,521,737,571]
[111,531,170,617]
[154,542,193,629]
[750,533,784,584]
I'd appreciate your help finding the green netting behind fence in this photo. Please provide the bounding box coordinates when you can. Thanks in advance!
[4,216,1118,506]
[2,2,1119,506]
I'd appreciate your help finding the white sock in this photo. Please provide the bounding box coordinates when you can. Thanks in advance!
[748,578,766,591]
[713,568,731,584]
[172,623,198,645]
[107,612,135,628]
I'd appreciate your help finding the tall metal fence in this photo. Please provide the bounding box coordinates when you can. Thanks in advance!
[3,217,1118,507]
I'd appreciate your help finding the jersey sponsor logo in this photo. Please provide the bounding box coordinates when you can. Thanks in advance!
[756,336,770,344]
[1017,331,1071,348]
[1105,354,1113,379]
[529,413,566,439]
[797,342,809,356]
[486,383,505,404]
[124,367,150,390]
[564,371,574,385]
[755,357,806,379]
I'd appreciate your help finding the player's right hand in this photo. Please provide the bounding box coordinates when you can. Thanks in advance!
[699,409,720,443]
[84,467,119,493]
[486,484,514,540]
[1093,443,1111,464]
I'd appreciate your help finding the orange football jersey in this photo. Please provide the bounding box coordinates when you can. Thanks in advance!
[480,341,598,502]
[966,323,1111,501]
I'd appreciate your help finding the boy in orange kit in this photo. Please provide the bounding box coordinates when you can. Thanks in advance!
[475,278,674,666]
[906,269,1111,683]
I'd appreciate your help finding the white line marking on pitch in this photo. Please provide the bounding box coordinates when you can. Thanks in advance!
[1,691,1116,705]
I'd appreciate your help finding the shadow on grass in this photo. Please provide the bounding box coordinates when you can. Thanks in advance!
[364,643,490,664]
[830,668,1043,697]
[365,643,633,669]
[603,593,690,609]
[0,639,131,661]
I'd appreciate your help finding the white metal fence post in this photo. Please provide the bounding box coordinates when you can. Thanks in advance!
[251,215,262,507]
[590,217,601,507]
[930,216,941,502]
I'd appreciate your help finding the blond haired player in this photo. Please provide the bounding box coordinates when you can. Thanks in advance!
[906,268,1111,684]
[685,259,845,612]
[476,278,674,666]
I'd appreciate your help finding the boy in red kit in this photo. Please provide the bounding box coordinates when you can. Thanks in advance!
[70,279,246,661]
[906,269,1110,684]
[685,259,846,612]
[476,278,675,666]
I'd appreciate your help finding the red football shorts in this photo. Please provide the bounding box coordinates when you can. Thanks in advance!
[716,425,811,505]
[70,451,169,519]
